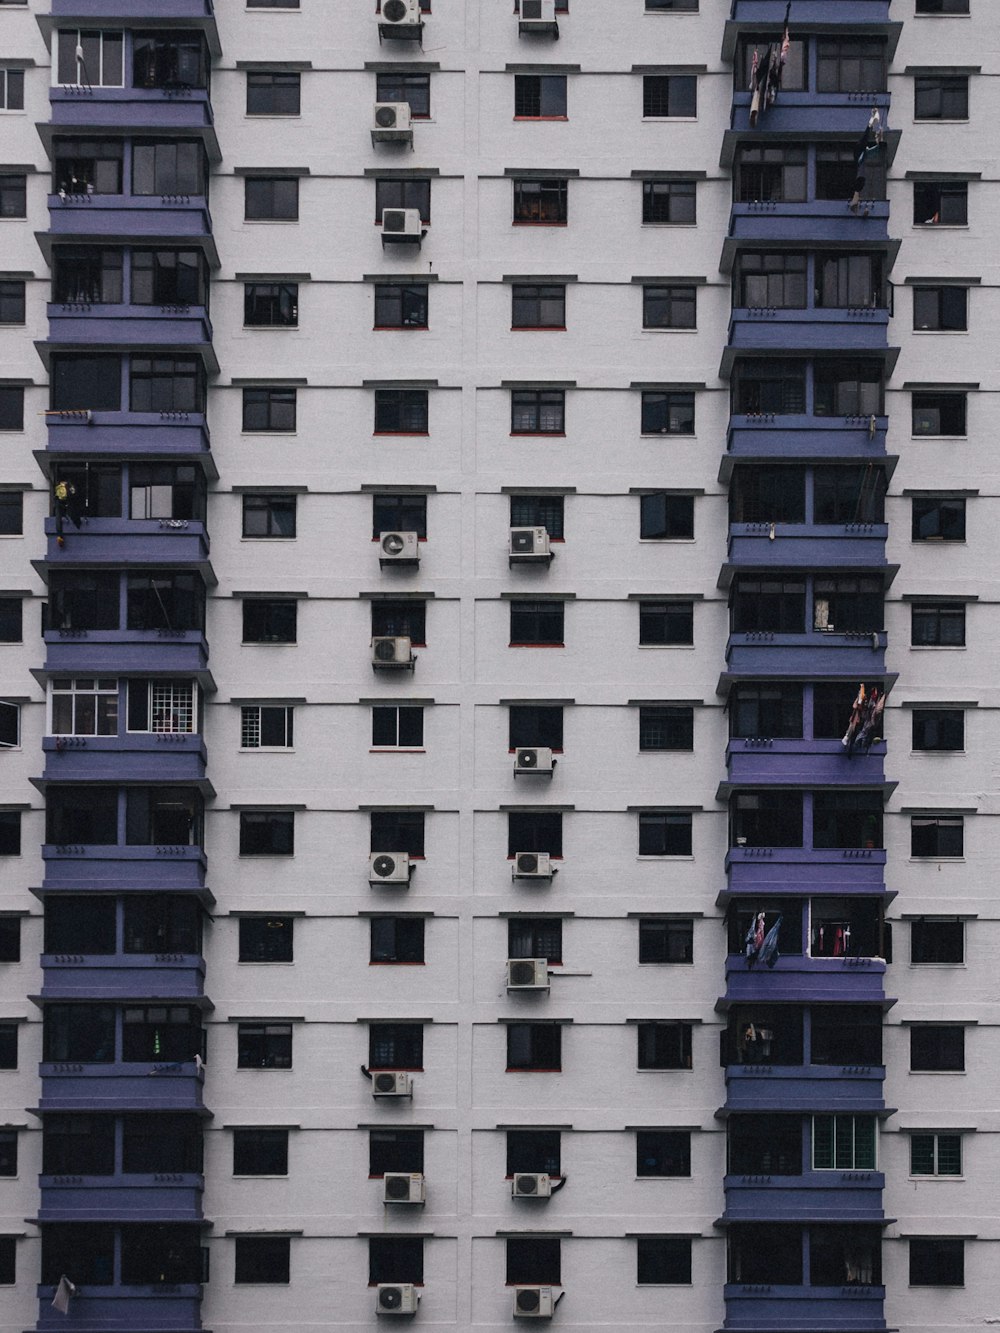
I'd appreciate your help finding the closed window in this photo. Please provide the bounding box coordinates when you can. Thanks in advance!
[636,1237,692,1284]
[242,600,297,644]
[913,286,967,331]
[912,709,963,751]
[912,496,965,541]
[0,1022,16,1069]
[0,1131,15,1177]
[241,705,294,749]
[731,791,803,848]
[371,600,426,644]
[642,75,696,117]
[238,917,293,963]
[816,39,886,92]
[509,704,563,750]
[243,386,296,432]
[510,494,564,538]
[814,359,883,417]
[916,0,968,11]
[376,71,430,118]
[0,387,24,431]
[731,576,805,634]
[911,603,965,646]
[915,74,968,119]
[132,32,208,90]
[246,71,300,115]
[52,138,124,195]
[911,815,963,858]
[369,1023,423,1070]
[0,918,19,962]
[512,284,566,329]
[910,1132,961,1176]
[638,812,692,856]
[732,358,806,415]
[508,917,562,964]
[638,918,693,963]
[0,174,26,218]
[636,1129,691,1176]
[0,281,25,324]
[56,29,123,86]
[638,706,693,752]
[370,1128,424,1175]
[508,811,562,857]
[509,600,564,645]
[132,140,205,195]
[370,917,425,964]
[374,389,428,433]
[237,1022,292,1069]
[816,252,884,309]
[235,1236,289,1284]
[0,69,24,110]
[248,0,301,6]
[369,1236,423,1285]
[911,391,965,436]
[736,252,807,308]
[372,493,427,537]
[731,683,803,739]
[637,1022,692,1070]
[639,493,694,539]
[913,180,967,226]
[239,811,294,856]
[0,598,22,642]
[507,1128,561,1176]
[374,283,428,329]
[370,809,425,857]
[812,1114,876,1169]
[911,917,964,963]
[642,179,696,224]
[506,1023,561,1071]
[911,1025,964,1071]
[245,177,299,221]
[0,702,19,750]
[233,1128,288,1176]
[0,813,20,856]
[511,389,565,434]
[244,283,298,328]
[513,178,568,224]
[813,791,883,849]
[130,356,203,413]
[372,705,424,748]
[909,1238,963,1285]
[646,0,698,8]
[641,390,695,435]
[242,493,297,538]
[514,74,567,118]
[643,284,696,329]
[735,146,807,204]
[639,601,694,645]
[375,178,430,224]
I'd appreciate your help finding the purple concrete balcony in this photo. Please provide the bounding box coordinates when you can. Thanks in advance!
[724,1063,885,1115]
[43,518,210,570]
[46,194,214,252]
[723,523,888,581]
[724,954,887,1006]
[43,629,209,678]
[50,0,216,19]
[723,1284,885,1332]
[725,629,887,679]
[727,307,890,357]
[38,1060,206,1114]
[723,202,893,266]
[728,0,892,24]
[44,412,212,465]
[38,1172,204,1224]
[48,87,217,150]
[42,844,207,892]
[724,737,886,787]
[726,846,886,897]
[46,303,213,356]
[35,1285,203,1333]
[723,1169,885,1223]
[40,953,206,1001]
[41,733,207,785]
[723,415,890,478]
[729,92,891,139]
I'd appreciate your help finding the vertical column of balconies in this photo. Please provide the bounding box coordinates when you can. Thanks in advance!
[716,4,899,1332]
[30,4,220,1329]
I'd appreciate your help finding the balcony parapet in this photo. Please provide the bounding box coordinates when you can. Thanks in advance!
[41,842,207,892]
[40,952,206,1001]
[38,1171,204,1224]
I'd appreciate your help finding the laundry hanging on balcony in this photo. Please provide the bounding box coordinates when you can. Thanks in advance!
[749,3,791,127]
[842,684,885,757]
[51,1275,77,1315]
[745,912,783,969]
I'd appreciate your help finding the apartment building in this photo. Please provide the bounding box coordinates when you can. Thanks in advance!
[0,0,996,1329]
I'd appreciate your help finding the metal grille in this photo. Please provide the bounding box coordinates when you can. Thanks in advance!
[151,681,194,733]
[240,707,260,749]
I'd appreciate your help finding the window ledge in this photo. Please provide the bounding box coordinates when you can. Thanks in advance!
[369,748,426,754]
[637,855,695,862]
[239,748,295,754]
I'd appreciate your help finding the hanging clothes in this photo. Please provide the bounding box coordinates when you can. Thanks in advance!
[757,915,783,969]
[745,911,766,967]
[842,683,866,755]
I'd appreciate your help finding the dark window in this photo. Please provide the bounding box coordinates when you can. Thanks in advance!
[912,709,964,751]
[643,284,696,330]
[244,282,298,327]
[376,72,430,118]
[243,386,296,432]
[816,39,886,92]
[507,1023,561,1071]
[913,180,967,226]
[910,1132,962,1176]
[372,493,427,537]
[239,811,294,856]
[641,390,695,435]
[375,178,431,224]
[910,1025,965,1072]
[370,917,425,964]
[0,1022,15,1069]
[728,903,804,958]
[374,284,429,329]
[511,389,565,433]
[129,463,205,521]
[909,1238,964,1285]
[0,386,23,430]
[0,918,19,961]
[245,177,299,221]
[242,599,297,644]
[235,1235,289,1284]
[811,1114,876,1169]
[41,1224,115,1286]
[636,1130,691,1176]
[638,705,693,751]
[814,467,886,525]
[507,1129,561,1176]
[639,493,694,539]
[730,683,802,739]
[0,69,24,110]
[914,286,967,331]
[813,791,884,850]
[369,1023,423,1070]
[42,1115,115,1175]
[132,140,205,195]
[370,1129,424,1176]
[514,74,567,118]
[736,36,806,91]
[642,179,696,224]
[732,358,806,415]
[511,284,566,329]
[911,815,963,857]
[0,598,21,642]
[237,1022,292,1069]
[642,74,696,117]
[129,356,203,413]
[123,895,200,954]
[506,1236,560,1284]
[915,74,968,119]
[736,252,807,309]
[239,916,293,963]
[728,1225,803,1284]
[508,917,563,964]
[915,0,968,10]
[233,1128,288,1176]
[371,600,426,644]
[912,602,965,646]
[52,138,123,196]
[811,1004,882,1065]
[646,0,699,8]
[0,280,24,323]
[121,1004,203,1062]
[734,146,806,204]
[817,252,885,309]
[638,812,692,856]
[242,494,297,538]
[509,705,563,750]
[507,811,562,857]
[372,705,424,748]
[509,494,564,538]
[374,388,428,433]
[132,31,208,90]
[46,786,118,845]
[369,1236,423,1286]
[731,576,805,634]
[814,359,883,417]
[638,918,693,963]
[247,71,300,115]
[248,0,301,6]
[637,1237,692,1284]
[912,391,965,436]
[122,1115,202,1174]
[638,1022,692,1070]
[816,144,886,201]
[509,600,564,645]
[912,496,965,541]
[731,791,803,848]
[911,918,964,964]
[43,1004,115,1063]
[639,601,694,645]
[513,178,568,224]
[370,810,425,857]
[729,1115,802,1175]
[125,572,204,632]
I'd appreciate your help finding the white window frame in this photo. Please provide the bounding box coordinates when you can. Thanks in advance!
[909,1130,963,1178]
[48,677,119,736]
[811,1113,877,1171]
[53,28,125,89]
[0,700,20,749]
[126,680,198,735]
[240,704,294,750]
